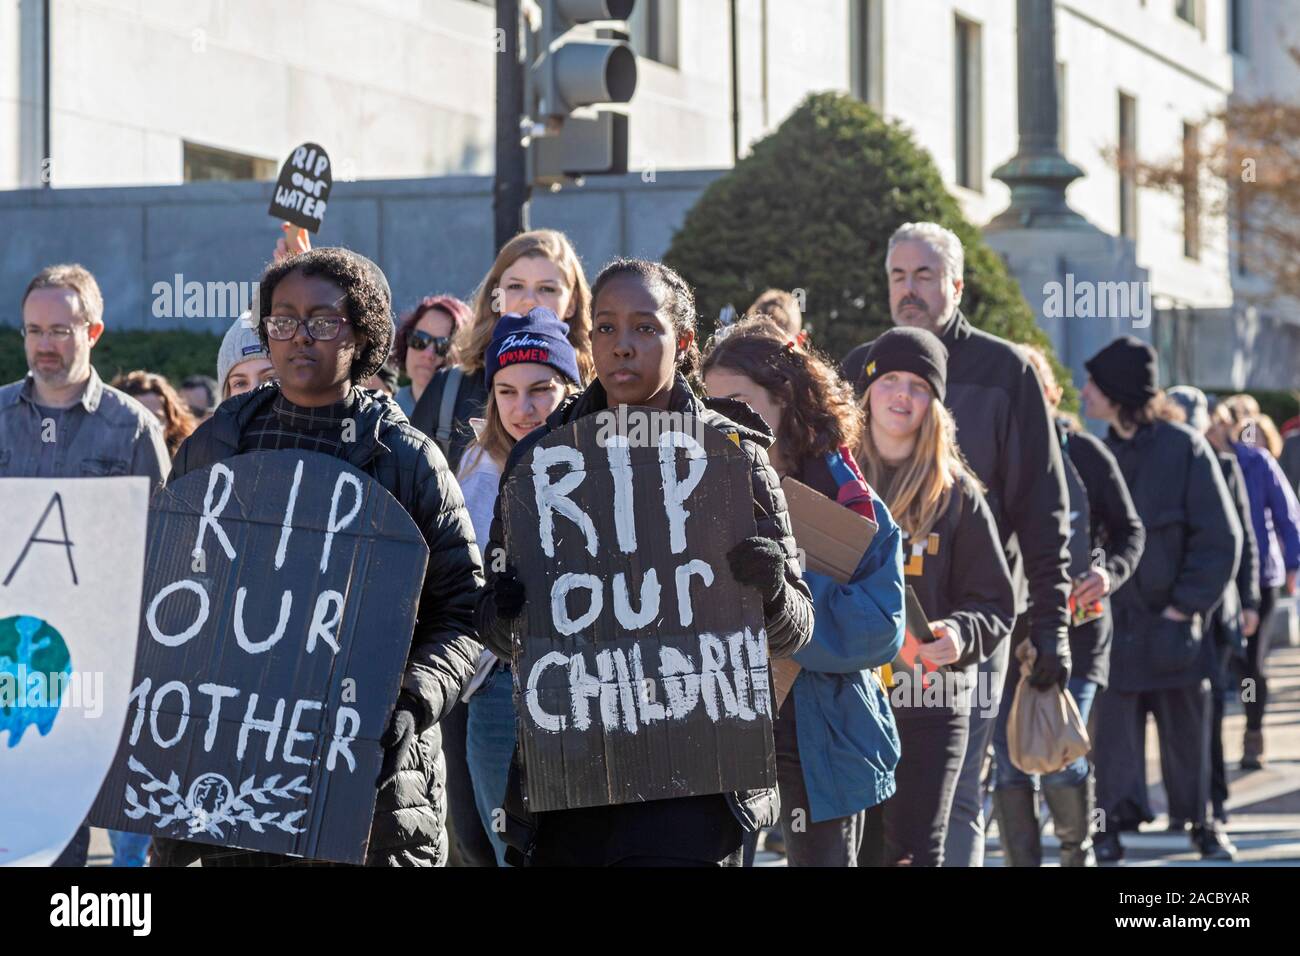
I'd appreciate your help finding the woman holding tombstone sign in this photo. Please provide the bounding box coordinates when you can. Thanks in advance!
[475,258,814,867]
[157,247,484,867]
[702,318,905,867]
[459,307,583,866]
[853,328,1015,867]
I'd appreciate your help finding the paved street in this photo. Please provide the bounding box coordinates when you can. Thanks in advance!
[755,624,1300,868]
[88,622,1300,868]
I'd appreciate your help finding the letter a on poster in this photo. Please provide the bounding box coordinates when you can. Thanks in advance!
[0,477,148,866]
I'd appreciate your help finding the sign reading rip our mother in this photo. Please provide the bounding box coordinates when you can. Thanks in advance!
[502,409,775,813]
[89,451,428,864]
[268,143,332,233]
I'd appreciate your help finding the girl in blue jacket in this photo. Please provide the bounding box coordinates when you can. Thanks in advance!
[704,317,905,866]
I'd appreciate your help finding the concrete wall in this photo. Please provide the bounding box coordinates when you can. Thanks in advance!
[0,169,721,332]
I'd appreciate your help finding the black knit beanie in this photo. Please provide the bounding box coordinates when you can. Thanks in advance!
[1084,336,1158,408]
[858,327,948,401]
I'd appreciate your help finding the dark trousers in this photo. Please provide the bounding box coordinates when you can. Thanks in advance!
[878,709,969,866]
[1095,682,1207,830]
[441,700,497,867]
[1210,685,1228,820]
[1243,586,1278,731]
[773,695,863,866]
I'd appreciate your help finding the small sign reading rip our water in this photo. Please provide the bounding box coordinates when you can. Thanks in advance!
[268,143,333,233]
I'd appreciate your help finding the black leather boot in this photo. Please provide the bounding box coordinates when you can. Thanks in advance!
[993,788,1042,867]
[1043,777,1097,867]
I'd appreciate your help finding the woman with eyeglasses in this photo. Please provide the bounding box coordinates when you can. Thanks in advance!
[391,295,471,417]
[156,247,483,868]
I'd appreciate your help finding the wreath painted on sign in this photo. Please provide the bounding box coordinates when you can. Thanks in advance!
[122,756,311,838]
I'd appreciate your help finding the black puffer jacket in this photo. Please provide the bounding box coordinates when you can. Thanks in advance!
[1104,420,1241,692]
[475,374,814,854]
[162,384,484,865]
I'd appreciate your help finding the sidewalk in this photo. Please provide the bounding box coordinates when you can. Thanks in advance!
[987,639,1300,866]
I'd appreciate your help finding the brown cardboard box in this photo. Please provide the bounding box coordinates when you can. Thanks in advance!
[780,477,878,584]
[770,478,879,711]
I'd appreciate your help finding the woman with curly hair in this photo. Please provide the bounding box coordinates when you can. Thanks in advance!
[157,247,483,868]
[111,370,197,458]
[703,316,905,866]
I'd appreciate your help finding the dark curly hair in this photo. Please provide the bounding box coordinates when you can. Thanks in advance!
[257,247,393,382]
[701,316,862,465]
[590,258,701,381]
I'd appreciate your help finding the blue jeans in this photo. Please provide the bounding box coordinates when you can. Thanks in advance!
[993,675,1098,790]
[466,664,517,867]
[109,829,151,867]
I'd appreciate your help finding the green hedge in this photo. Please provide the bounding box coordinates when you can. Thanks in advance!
[664,91,1077,408]
[1,330,225,388]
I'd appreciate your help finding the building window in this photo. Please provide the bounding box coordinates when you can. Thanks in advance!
[1118,93,1138,241]
[954,16,983,191]
[628,0,679,68]
[1183,122,1201,260]
[183,143,276,182]
[1175,0,1204,35]
[1229,0,1247,55]
[850,0,883,110]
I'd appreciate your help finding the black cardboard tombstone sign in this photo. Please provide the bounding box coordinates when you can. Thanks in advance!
[268,143,333,233]
[89,450,428,864]
[502,408,776,813]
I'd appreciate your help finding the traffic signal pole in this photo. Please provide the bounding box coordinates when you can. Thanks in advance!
[494,0,530,252]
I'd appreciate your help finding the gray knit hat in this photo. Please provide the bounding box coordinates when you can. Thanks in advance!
[217,312,270,396]
[1167,385,1210,434]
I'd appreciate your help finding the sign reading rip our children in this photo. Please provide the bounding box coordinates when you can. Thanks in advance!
[502,409,776,813]
[268,142,333,233]
[89,451,428,864]
[0,478,148,866]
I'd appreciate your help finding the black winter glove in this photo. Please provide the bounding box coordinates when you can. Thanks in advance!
[1027,648,1070,690]
[377,701,419,791]
[726,536,788,606]
[494,565,527,621]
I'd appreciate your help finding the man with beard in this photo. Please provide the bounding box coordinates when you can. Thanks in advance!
[843,223,1073,867]
[0,263,170,866]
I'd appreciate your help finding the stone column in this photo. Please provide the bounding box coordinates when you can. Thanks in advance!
[986,0,1087,231]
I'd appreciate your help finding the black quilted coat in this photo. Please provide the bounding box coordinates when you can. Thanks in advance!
[158,384,483,866]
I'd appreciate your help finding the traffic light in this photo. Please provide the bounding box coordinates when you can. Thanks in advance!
[527,0,637,185]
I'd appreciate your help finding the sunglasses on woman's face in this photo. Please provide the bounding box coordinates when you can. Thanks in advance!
[408,330,452,356]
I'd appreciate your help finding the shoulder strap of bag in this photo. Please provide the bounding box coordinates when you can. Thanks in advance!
[434,367,464,453]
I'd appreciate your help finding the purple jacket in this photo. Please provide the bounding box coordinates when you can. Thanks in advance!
[1234,441,1300,589]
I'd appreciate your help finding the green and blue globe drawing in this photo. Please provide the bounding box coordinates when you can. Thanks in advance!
[0,615,72,747]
